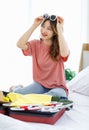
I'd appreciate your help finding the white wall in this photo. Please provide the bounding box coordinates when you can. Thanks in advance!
[81,0,89,42]
[0,0,32,91]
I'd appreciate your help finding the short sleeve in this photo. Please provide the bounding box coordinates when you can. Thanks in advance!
[22,42,32,56]
[61,55,69,62]
[61,50,70,62]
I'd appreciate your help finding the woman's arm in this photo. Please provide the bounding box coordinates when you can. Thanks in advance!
[56,16,69,57]
[17,16,43,50]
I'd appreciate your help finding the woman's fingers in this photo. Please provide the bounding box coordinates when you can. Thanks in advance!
[57,16,64,23]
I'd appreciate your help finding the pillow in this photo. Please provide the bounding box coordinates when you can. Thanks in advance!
[67,66,89,96]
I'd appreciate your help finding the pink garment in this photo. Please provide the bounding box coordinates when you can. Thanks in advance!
[22,39,69,93]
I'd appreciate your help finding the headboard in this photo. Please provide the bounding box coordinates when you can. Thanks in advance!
[79,43,89,72]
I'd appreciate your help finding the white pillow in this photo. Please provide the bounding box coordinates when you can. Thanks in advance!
[67,66,89,96]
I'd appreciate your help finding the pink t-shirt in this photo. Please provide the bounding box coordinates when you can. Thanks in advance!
[22,39,69,93]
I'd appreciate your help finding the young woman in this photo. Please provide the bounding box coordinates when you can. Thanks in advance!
[12,14,70,98]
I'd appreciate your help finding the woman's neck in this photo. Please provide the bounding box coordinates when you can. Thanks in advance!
[43,39,52,46]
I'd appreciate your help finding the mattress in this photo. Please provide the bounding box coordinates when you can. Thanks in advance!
[0,91,89,130]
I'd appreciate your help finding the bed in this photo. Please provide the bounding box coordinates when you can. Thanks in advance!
[0,66,89,130]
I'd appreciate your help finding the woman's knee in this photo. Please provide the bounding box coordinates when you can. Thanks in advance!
[46,88,67,97]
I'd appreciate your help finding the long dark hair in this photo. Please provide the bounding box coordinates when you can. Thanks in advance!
[41,19,59,61]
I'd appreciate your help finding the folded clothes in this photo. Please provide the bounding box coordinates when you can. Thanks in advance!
[7,93,52,106]
[5,92,73,109]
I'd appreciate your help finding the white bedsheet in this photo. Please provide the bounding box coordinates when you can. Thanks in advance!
[0,91,89,130]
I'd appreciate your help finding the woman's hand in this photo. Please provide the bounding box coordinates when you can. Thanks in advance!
[33,16,44,27]
[56,16,64,33]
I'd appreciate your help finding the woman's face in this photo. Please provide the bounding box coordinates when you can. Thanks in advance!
[40,20,54,41]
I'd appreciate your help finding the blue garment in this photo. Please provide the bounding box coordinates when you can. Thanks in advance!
[14,81,67,98]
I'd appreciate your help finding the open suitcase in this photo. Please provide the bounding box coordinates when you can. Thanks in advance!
[8,107,66,125]
[0,104,6,114]
[1,92,73,125]
[7,99,73,125]
[0,91,9,115]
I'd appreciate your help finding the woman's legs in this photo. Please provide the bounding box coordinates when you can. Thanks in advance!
[13,81,49,94]
[45,87,67,98]
[10,81,67,98]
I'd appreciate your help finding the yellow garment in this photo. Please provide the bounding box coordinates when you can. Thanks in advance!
[0,91,9,103]
[7,92,23,102]
[7,92,52,106]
